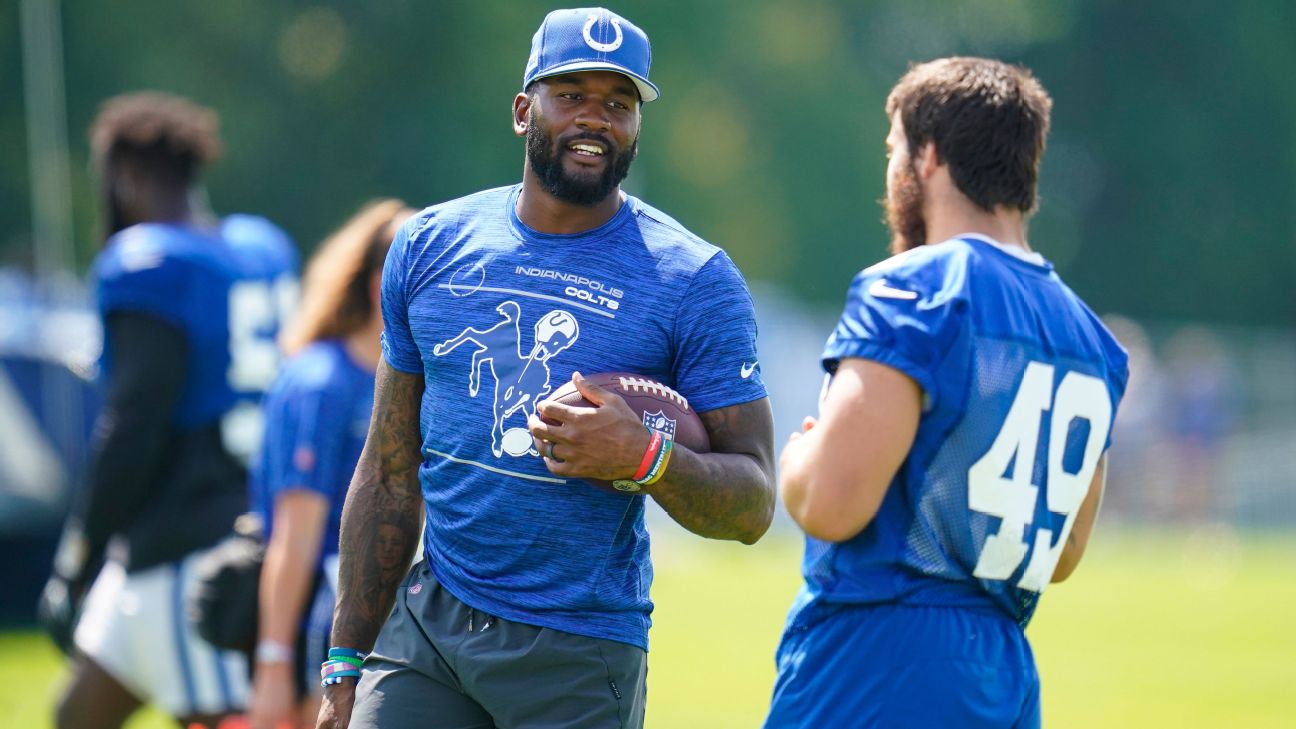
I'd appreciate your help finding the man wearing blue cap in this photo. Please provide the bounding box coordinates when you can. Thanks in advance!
[316,8,775,729]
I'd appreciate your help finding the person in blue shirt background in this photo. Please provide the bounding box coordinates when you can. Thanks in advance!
[247,200,412,729]
[39,92,297,729]
[765,58,1129,728]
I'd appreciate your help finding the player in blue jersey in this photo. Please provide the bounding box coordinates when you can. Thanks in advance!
[763,58,1129,728]
[247,200,412,729]
[316,9,775,729]
[37,93,296,729]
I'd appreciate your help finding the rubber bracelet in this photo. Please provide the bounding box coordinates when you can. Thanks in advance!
[642,436,671,483]
[640,437,674,486]
[330,654,364,668]
[638,436,674,486]
[321,660,362,680]
[631,429,663,481]
[328,647,368,661]
[322,664,362,679]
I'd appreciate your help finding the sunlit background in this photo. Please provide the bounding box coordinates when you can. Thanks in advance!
[2,1,1294,727]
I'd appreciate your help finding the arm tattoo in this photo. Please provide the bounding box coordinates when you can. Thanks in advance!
[648,398,776,544]
[331,361,425,651]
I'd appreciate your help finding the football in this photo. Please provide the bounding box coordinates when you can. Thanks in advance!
[544,372,710,493]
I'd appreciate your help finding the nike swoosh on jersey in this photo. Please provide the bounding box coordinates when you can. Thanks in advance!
[868,279,919,300]
[740,362,758,379]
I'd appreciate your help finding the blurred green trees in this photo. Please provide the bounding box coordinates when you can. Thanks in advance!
[3,0,1293,323]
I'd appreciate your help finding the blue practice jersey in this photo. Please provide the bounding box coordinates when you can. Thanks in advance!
[797,235,1128,628]
[382,185,766,650]
[89,218,297,570]
[94,223,242,428]
[219,215,300,463]
[252,339,374,567]
[94,217,297,439]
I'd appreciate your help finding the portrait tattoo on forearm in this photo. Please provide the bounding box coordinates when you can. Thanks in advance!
[332,362,425,650]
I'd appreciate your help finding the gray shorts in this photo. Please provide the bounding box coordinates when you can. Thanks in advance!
[350,560,647,729]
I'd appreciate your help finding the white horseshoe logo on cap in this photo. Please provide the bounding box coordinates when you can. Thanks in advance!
[583,15,623,52]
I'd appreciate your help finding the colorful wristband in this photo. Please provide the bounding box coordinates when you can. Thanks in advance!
[328,647,368,661]
[638,435,674,486]
[631,428,664,481]
[320,659,362,688]
[321,661,361,678]
[640,436,674,486]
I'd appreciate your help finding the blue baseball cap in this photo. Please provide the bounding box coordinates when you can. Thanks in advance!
[523,8,659,103]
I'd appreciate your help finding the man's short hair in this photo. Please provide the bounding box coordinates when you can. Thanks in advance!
[90,92,222,184]
[886,57,1052,214]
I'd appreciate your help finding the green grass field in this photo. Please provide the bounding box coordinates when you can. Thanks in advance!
[4,526,1293,728]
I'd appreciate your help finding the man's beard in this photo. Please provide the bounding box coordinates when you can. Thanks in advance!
[884,160,926,254]
[526,115,637,207]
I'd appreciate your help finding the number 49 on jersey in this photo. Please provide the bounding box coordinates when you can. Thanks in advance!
[968,361,1111,593]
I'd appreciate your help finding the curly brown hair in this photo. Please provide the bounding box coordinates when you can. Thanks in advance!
[89,91,223,182]
[886,57,1052,214]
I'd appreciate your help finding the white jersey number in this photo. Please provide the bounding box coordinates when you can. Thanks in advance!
[223,273,299,462]
[968,361,1110,593]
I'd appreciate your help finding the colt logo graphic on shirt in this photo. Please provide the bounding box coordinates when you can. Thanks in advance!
[433,301,580,458]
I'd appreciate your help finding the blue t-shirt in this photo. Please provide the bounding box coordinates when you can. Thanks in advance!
[93,223,242,429]
[252,339,375,568]
[381,185,766,649]
[794,235,1128,628]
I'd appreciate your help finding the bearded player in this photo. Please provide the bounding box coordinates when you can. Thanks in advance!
[764,58,1129,728]
[317,8,774,729]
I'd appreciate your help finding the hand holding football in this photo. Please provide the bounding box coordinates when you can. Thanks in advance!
[530,371,709,493]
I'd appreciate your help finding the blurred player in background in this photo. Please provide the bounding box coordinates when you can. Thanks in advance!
[37,92,297,729]
[765,58,1129,728]
[317,8,775,729]
[247,200,412,729]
